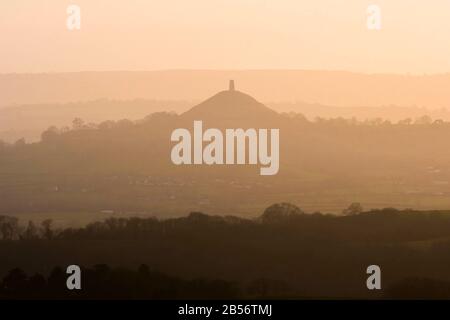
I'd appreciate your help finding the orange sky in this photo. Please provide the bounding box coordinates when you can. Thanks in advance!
[1,0,450,74]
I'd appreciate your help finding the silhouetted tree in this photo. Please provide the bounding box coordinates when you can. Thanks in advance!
[260,203,303,223]
[23,220,39,240]
[41,219,54,240]
[0,216,19,240]
[72,118,85,130]
[41,126,60,142]
[342,202,363,216]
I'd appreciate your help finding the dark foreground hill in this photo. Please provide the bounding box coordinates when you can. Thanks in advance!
[2,205,450,299]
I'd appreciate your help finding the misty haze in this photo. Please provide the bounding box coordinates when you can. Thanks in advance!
[2,0,450,301]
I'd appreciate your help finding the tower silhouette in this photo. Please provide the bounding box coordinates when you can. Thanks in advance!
[229,80,235,91]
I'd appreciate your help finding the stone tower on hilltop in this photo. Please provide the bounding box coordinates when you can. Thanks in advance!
[229,80,235,91]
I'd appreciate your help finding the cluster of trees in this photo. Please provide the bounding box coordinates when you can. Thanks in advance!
[40,113,177,143]
[2,201,450,244]
[1,202,443,243]
[0,216,53,240]
[0,112,446,147]
[279,112,443,127]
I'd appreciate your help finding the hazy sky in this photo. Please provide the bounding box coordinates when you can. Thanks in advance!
[1,0,450,74]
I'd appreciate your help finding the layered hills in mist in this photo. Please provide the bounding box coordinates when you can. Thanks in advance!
[2,85,450,216]
[2,71,450,143]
